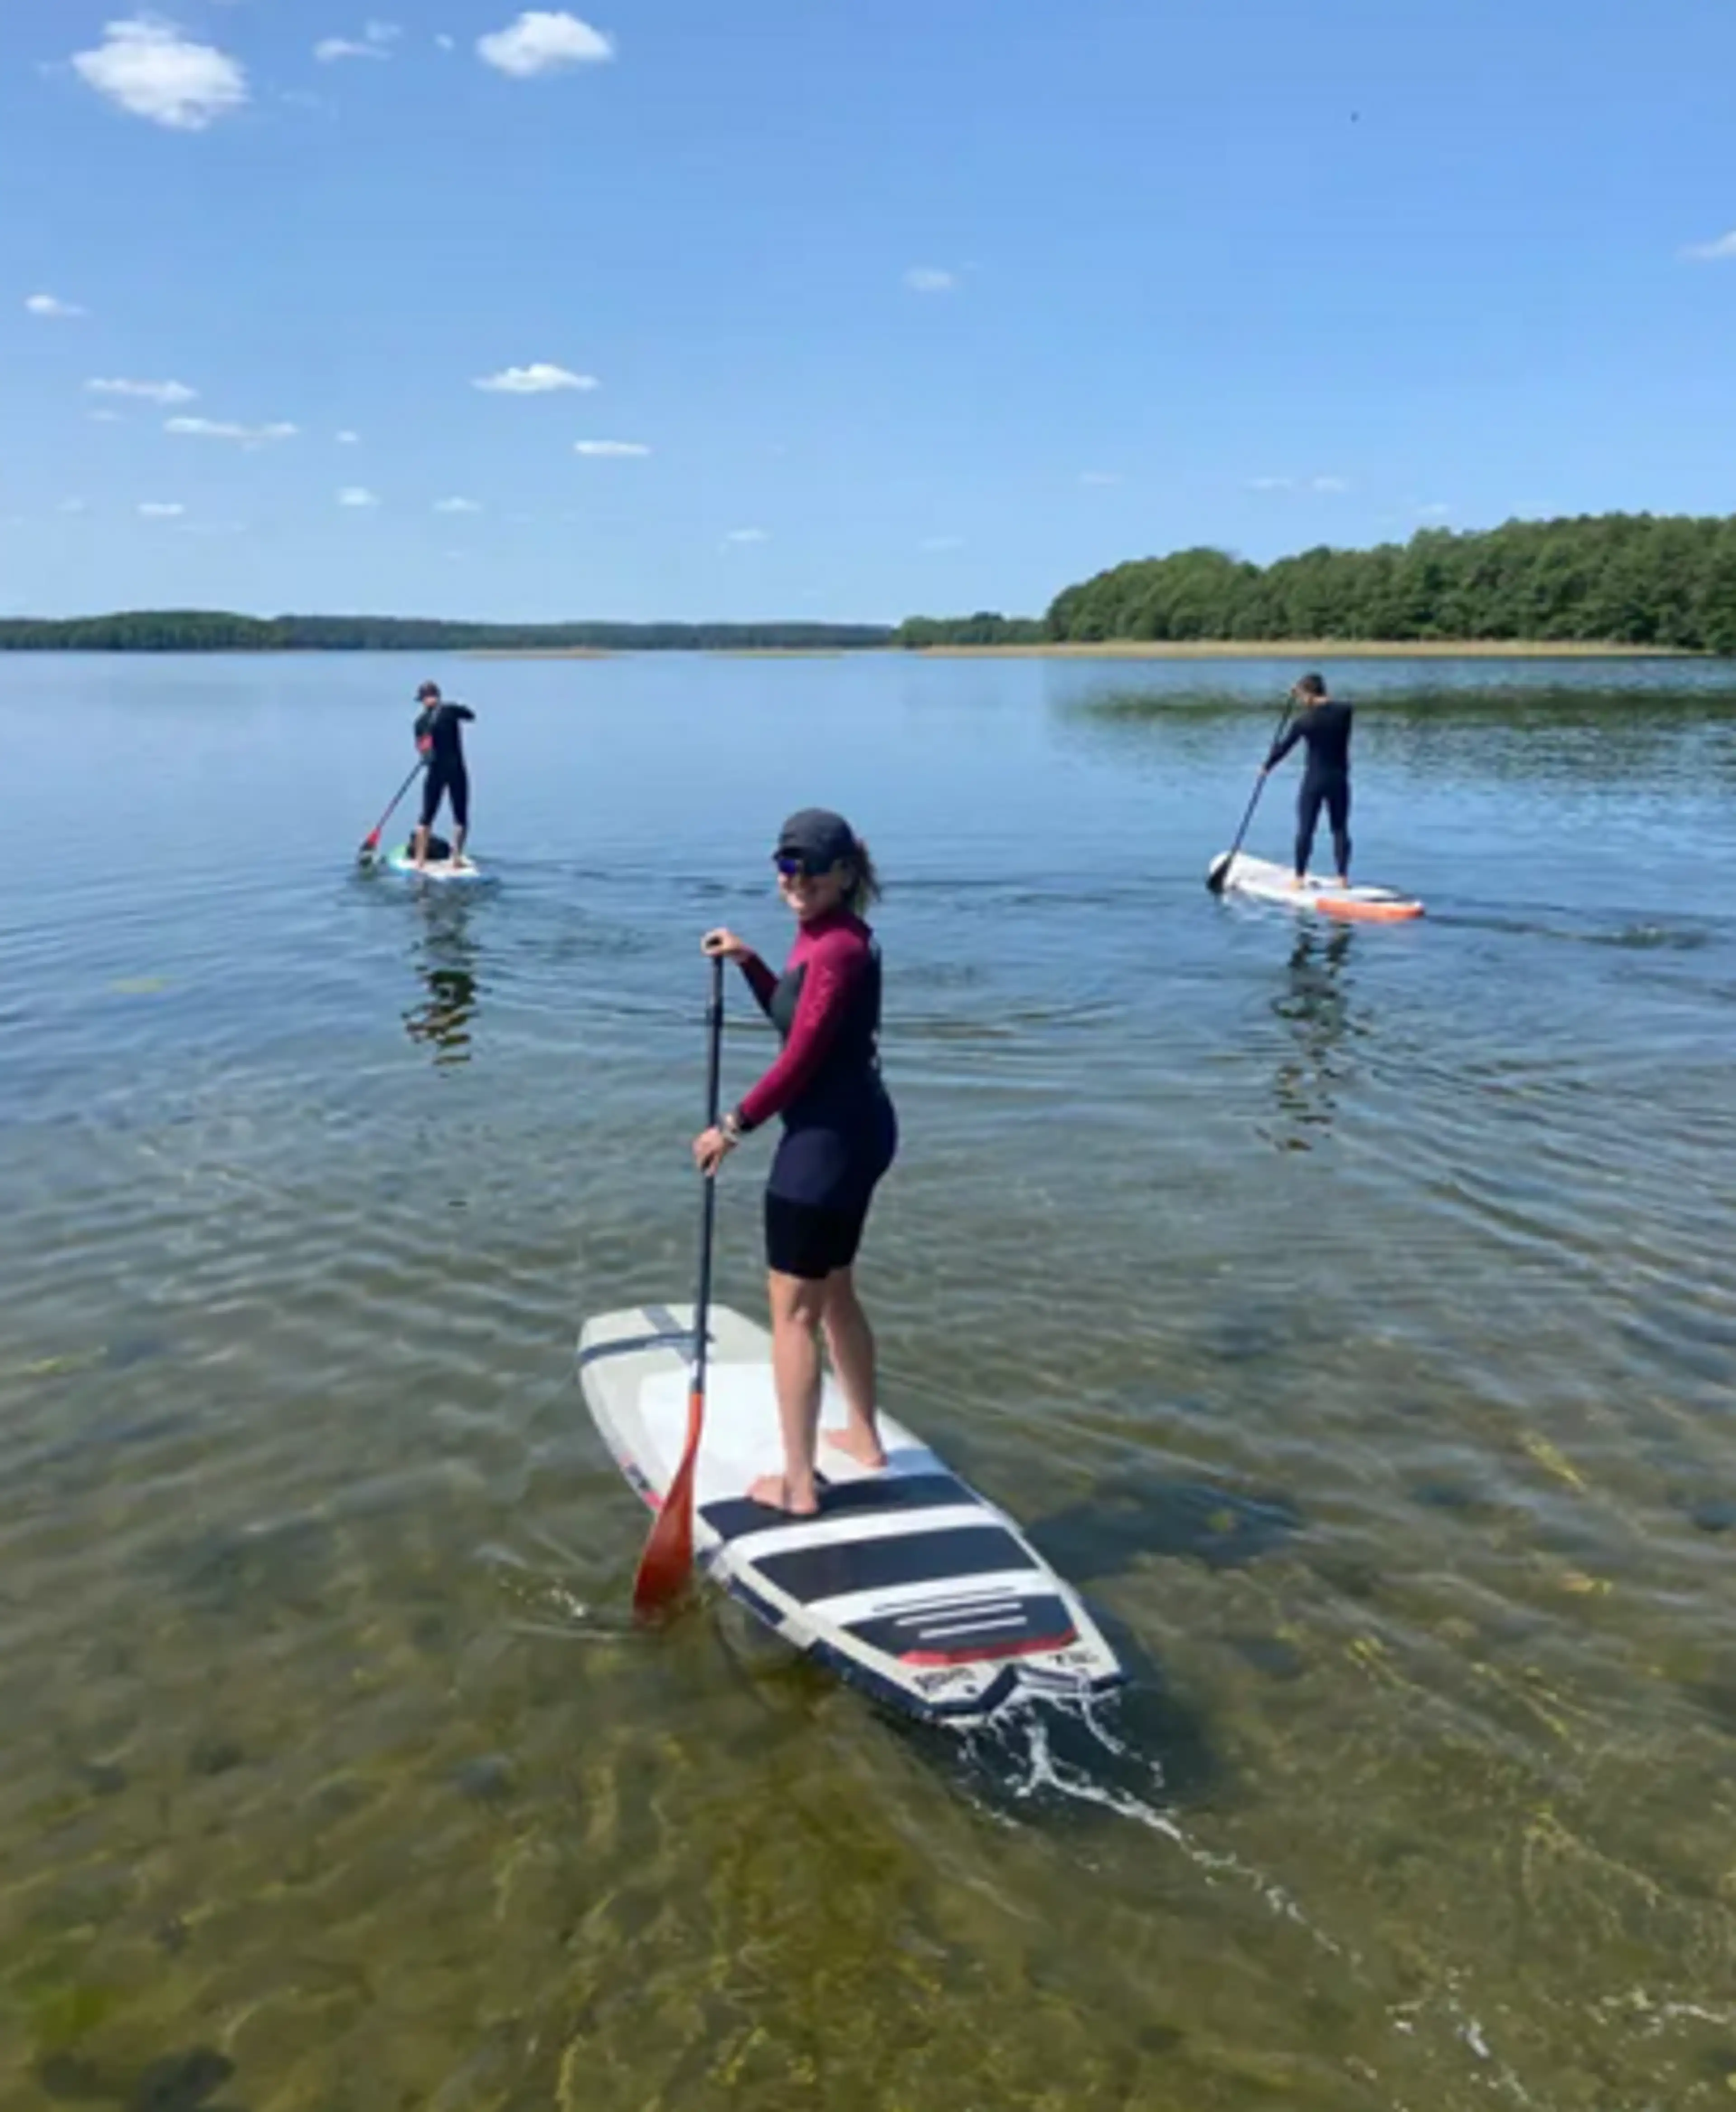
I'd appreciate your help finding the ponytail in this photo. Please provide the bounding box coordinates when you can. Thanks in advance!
[845,836,882,914]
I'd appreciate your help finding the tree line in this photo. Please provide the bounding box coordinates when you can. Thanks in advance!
[7,514,1735,653]
[894,514,1736,653]
[0,612,896,653]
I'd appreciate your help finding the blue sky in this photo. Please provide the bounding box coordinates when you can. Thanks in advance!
[2,0,1733,622]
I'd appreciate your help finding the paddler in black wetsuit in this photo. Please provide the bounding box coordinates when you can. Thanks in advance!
[1262,672,1353,887]
[410,680,476,872]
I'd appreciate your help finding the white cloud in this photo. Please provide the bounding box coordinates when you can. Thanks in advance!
[434,496,482,513]
[573,439,648,456]
[178,519,248,537]
[1417,502,1452,519]
[473,361,597,393]
[166,415,297,444]
[1080,471,1122,486]
[477,10,613,76]
[72,17,249,131]
[920,534,964,551]
[1683,229,1736,262]
[138,502,185,518]
[723,527,768,544]
[338,486,381,507]
[904,266,957,293]
[58,499,90,515]
[1246,474,1349,495]
[27,293,86,319]
[89,409,124,424]
[436,33,457,51]
[315,22,399,61]
[89,377,198,405]
[336,429,361,444]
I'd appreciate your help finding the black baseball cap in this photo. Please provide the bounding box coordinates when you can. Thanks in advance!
[774,807,855,872]
[416,679,441,701]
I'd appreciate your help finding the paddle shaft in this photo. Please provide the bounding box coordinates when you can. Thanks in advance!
[631,952,725,1616]
[691,950,725,1403]
[360,759,425,856]
[1208,695,1293,892]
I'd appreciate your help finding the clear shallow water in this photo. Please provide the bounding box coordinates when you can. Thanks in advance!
[4,651,1736,2111]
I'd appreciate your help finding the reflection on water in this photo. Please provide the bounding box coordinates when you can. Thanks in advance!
[1054,657,1736,794]
[401,893,482,1068]
[1268,925,1358,1151]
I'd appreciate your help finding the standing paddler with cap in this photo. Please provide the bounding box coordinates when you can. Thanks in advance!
[692,807,899,1516]
[410,679,476,871]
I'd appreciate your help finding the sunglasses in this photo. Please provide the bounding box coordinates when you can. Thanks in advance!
[773,853,834,880]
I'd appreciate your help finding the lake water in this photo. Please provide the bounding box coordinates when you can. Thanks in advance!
[5,650,1736,2112]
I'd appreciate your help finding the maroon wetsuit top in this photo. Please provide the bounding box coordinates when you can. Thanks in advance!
[732,908,897,1209]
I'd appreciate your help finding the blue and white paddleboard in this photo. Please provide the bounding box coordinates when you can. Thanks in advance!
[377,843,486,882]
[577,1301,1125,1726]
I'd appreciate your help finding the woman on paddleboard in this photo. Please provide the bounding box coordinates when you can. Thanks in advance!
[1263,672,1353,887]
[694,808,898,1516]
[410,680,475,871]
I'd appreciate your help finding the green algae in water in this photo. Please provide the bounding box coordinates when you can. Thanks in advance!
[27,1981,119,2053]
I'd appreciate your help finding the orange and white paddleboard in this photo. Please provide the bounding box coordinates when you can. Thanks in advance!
[1212,852,1424,923]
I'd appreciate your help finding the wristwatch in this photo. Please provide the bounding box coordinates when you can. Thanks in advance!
[720,1110,745,1146]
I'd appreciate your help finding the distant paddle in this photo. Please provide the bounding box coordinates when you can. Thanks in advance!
[1206,694,1293,894]
[632,951,726,1617]
[357,760,425,864]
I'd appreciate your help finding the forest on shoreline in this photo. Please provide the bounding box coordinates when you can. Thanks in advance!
[0,613,893,653]
[3,514,1732,655]
[899,514,1736,654]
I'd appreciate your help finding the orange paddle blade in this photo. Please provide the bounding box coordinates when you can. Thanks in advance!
[631,1383,703,1617]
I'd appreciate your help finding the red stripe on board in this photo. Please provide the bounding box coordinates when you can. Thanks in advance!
[900,1628,1077,1668]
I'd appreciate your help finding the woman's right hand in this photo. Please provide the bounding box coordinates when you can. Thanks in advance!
[702,928,751,962]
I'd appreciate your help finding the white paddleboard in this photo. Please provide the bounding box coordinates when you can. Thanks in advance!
[378,844,486,882]
[577,1302,1125,1726]
[1212,851,1423,922]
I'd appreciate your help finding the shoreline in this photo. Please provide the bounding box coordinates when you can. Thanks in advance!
[900,639,1697,660]
[0,638,1703,662]
[456,638,1699,662]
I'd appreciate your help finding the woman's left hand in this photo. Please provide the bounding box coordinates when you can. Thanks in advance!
[693,1125,734,1177]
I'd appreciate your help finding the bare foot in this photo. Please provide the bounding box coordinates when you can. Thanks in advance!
[747,1472,819,1515]
[822,1423,887,1471]
[1290,873,1308,891]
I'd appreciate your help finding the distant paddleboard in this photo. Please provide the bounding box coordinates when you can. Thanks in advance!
[578,1301,1125,1726]
[377,843,486,883]
[1212,852,1423,923]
